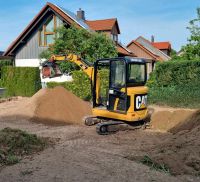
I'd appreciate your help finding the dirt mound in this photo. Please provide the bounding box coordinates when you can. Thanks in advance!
[29,86,92,125]
[169,110,200,134]
[148,125,200,175]
[145,107,200,175]
[3,86,92,125]
[150,108,197,132]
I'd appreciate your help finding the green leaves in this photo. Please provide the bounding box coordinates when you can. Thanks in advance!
[0,66,41,97]
[148,83,200,108]
[147,60,200,87]
[47,71,91,101]
[147,60,200,108]
[180,7,200,60]
[40,26,118,72]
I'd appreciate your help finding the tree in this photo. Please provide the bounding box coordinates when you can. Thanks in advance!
[181,8,200,60]
[40,26,118,72]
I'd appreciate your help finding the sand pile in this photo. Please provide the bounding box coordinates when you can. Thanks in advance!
[12,86,92,125]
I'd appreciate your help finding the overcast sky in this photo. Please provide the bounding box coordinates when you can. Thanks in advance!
[0,0,199,51]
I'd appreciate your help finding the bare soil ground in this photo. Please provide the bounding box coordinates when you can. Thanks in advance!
[0,98,199,182]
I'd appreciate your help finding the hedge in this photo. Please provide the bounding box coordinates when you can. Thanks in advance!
[47,69,109,101]
[147,60,200,108]
[148,82,200,108]
[147,60,200,87]
[0,66,41,97]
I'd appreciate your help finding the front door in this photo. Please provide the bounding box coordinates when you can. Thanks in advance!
[108,59,127,113]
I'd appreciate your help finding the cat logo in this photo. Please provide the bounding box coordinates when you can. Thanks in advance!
[135,94,147,111]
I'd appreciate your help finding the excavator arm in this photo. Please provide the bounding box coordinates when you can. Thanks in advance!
[42,53,100,104]
[49,54,94,80]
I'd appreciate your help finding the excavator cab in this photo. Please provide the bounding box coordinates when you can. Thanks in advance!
[90,57,148,134]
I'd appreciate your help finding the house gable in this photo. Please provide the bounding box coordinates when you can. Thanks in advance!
[85,18,120,42]
[3,2,89,57]
[135,36,171,61]
[151,42,171,56]
[127,41,160,61]
[85,18,120,33]
[4,2,129,61]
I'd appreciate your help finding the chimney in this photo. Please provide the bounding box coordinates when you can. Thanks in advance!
[77,8,85,20]
[151,35,155,43]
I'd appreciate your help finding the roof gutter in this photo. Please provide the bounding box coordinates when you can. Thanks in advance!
[0,56,14,60]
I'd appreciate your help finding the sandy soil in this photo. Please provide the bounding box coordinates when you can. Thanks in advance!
[0,98,199,182]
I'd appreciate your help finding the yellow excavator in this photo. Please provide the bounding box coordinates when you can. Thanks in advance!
[42,54,148,134]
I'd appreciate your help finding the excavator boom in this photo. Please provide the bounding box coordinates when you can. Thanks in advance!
[48,54,94,79]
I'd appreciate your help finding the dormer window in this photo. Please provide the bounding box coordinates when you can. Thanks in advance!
[111,34,118,42]
[39,15,63,46]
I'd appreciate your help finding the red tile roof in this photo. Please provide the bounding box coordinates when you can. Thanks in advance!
[85,18,120,33]
[117,43,134,56]
[151,42,171,50]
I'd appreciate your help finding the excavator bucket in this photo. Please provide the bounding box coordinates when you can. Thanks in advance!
[42,61,62,78]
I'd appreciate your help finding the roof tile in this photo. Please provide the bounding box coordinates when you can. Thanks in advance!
[85,18,119,32]
[151,42,171,50]
[117,43,134,56]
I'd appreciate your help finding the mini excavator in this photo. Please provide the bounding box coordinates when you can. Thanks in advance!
[42,54,148,134]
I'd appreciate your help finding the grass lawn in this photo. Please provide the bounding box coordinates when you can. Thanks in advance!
[0,128,49,166]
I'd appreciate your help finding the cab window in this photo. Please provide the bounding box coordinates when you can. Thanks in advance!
[127,63,146,86]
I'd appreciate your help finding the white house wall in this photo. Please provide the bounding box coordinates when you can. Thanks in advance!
[15,59,41,67]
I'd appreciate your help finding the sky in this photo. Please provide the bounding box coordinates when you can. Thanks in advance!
[0,0,199,52]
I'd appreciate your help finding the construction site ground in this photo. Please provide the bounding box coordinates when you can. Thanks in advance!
[0,97,199,182]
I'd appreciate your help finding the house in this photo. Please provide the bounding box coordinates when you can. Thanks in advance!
[3,2,133,67]
[85,18,120,43]
[151,42,171,56]
[85,18,134,56]
[177,50,184,56]
[0,51,13,61]
[127,36,171,76]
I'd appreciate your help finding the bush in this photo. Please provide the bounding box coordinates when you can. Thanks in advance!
[0,60,13,79]
[48,71,91,101]
[147,60,200,87]
[0,66,41,97]
[147,60,200,108]
[148,82,200,108]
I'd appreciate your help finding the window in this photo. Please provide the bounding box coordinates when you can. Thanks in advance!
[127,63,146,86]
[112,34,118,42]
[110,60,125,88]
[39,15,62,46]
